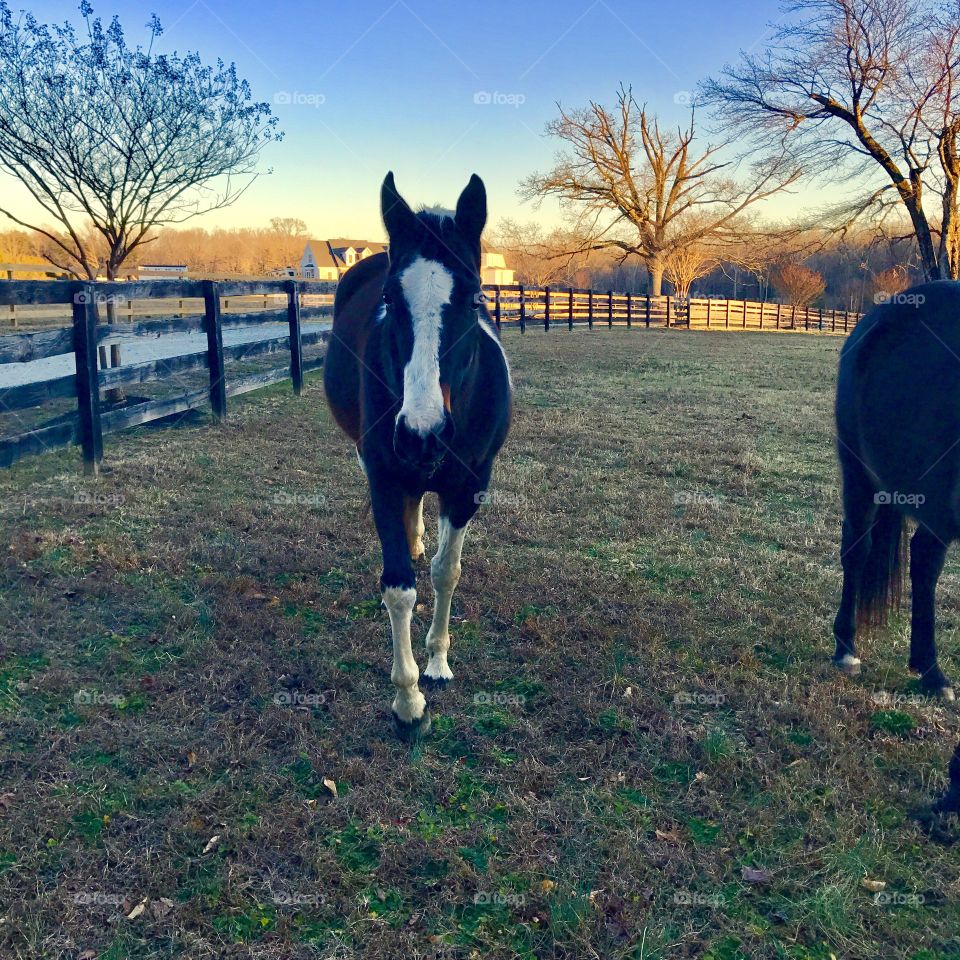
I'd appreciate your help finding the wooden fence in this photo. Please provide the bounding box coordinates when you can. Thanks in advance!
[0,278,335,473]
[487,285,861,334]
[0,276,862,473]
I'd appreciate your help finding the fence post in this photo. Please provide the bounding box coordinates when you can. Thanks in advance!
[831,309,836,332]
[645,295,651,327]
[588,289,594,330]
[626,291,632,328]
[843,310,849,332]
[568,287,574,331]
[607,290,613,328]
[706,298,711,328]
[72,283,103,476]
[519,284,526,334]
[742,299,748,328]
[666,296,671,328]
[819,307,824,331]
[544,285,551,331]
[494,285,502,331]
[202,280,227,421]
[286,279,304,396]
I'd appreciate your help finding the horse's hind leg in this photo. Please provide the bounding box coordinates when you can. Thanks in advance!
[833,458,876,674]
[909,525,954,699]
[403,495,425,561]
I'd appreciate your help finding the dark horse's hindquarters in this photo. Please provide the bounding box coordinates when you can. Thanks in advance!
[834,280,960,811]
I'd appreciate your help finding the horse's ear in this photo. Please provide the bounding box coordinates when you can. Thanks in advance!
[455,174,486,251]
[381,172,418,247]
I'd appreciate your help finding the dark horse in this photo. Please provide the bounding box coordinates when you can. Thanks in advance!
[834,280,960,812]
[323,172,512,739]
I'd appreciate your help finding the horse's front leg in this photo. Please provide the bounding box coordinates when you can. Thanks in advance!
[370,478,430,738]
[423,487,484,686]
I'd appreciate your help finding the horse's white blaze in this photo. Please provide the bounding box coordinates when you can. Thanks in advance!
[383,586,426,722]
[398,257,453,434]
[424,516,468,682]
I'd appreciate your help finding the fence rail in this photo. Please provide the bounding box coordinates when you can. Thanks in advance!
[486,285,861,334]
[0,276,862,473]
[0,278,336,472]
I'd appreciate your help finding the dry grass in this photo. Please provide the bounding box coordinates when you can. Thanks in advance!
[0,327,958,960]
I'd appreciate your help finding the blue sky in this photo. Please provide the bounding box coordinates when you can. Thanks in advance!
[17,0,793,240]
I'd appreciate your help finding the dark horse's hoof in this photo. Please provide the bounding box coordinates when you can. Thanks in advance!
[933,744,960,815]
[914,665,956,701]
[420,674,449,691]
[832,654,862,676]
[392,708,432,742]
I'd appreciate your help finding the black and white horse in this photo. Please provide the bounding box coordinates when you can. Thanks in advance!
[323,172,512,739]
[833,280,960,811]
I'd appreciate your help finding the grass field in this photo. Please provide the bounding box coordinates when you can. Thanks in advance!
[1,328,959,960]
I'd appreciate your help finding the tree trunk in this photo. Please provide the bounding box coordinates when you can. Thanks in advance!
[105,262,125,405]
[648,257,664,297]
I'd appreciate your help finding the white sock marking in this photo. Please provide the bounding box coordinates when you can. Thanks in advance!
[383,586,425,722]
[424,516,468,682]
[398,257,453,434]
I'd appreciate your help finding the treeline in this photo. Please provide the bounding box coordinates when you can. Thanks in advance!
[0,217,311,278]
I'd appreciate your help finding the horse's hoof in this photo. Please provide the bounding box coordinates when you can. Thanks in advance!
[917,669,954,700]
[392,708,432,742]
[421,674,449,691]
[833,654,861,676]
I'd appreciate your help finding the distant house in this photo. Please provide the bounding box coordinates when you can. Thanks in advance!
[481,250,514,285]
[139,263,188,278]
[300,238,515,285]
[300,239,387,280]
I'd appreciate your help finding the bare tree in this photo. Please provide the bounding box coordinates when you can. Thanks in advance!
[663,243,719,299]
[0,2,280,283]
[521,85,800,295]
[773,262,826,306]
[702,0,960,281]
[487,219,597,286]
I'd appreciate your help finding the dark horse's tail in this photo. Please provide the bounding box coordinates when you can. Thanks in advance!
[856,503,908,629]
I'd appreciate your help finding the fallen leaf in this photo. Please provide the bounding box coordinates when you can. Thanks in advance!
[655,826,683,844]
[202,834,221,855]
[860,878,886,893]
[322,778,338,799]
[186,751,197,768]
[540,879,555,894]
[78,951,97,960]
[742,866,773,884]
[126,897,148,920]
[150,897,174,919]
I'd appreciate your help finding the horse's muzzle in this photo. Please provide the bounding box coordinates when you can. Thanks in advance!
[393,414,455,471]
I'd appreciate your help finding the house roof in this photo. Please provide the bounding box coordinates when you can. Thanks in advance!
[302,242,338,268]
[326,238,387,254]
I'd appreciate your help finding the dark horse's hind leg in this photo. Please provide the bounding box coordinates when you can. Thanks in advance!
[909,526,954,699]
[833,460,876,674]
